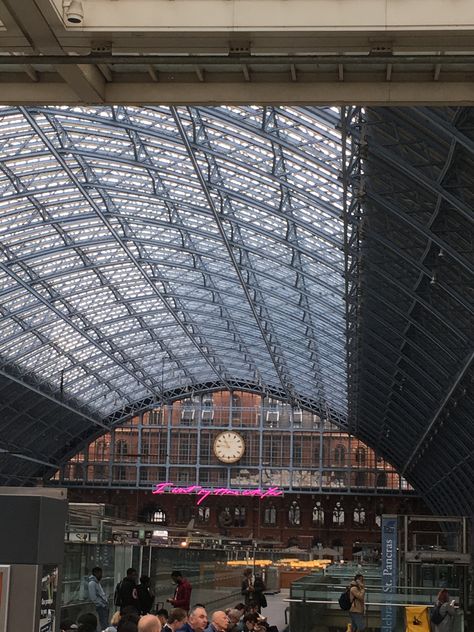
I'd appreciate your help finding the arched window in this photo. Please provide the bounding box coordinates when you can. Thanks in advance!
[263,504,277,526]
[288,501,301,526]
[375,502,385,527]
[197,506,210,524]
[231,393,241,409]
[334,444,345,465]
[355,447,366,465]
[312,501,325,526]
[376,472,388,488]
[96,440,107,460]
[355,471,367,487]
[116,440,128,459]
[332,501,345,525]
[150,509,166,524]
[353,505,366,526]
[234,506,246,527]
[176,505,193,524]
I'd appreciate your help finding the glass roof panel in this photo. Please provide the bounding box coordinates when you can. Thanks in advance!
[0,105,348,419]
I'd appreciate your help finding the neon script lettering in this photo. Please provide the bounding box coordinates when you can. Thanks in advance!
[152,482,283,505]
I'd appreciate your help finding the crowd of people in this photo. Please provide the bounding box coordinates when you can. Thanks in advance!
[60,568,279,632]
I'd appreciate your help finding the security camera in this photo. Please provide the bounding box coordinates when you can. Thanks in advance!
[63,0,84,25]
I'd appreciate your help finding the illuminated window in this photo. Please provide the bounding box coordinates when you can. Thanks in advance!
[234,506,246,527]
[333,501,345,525]
[288,501,301,526]
[353,505,366,526]
[312,501,325,526]
[197,506,210,524]
[150,509,167,524]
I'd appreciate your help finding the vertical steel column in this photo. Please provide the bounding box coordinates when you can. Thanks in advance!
[108,429,115,487]
[166,404,172,482]
[195,405,201,486]
[289,405,294,491]
[318,416,324,492]
[137,411,143,487]
[258,395,264,488]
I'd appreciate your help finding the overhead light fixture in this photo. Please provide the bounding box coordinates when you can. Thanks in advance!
[63,0,84,25]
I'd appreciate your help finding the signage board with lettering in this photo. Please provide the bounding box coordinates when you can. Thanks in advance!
[381,515,398,632]
[39,565,58,632]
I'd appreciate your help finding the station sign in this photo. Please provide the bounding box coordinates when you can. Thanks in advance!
[381,515,398,632]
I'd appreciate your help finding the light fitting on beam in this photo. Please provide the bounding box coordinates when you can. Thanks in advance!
[63,0,84,25]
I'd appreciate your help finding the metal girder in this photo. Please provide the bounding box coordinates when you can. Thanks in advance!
[0,105,347,432]
[348,105,474,515]
[173,106,303,406]
[19,107,233,391]
[401,350,474,475]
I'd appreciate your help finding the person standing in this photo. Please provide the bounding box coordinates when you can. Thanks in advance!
[252,574,267,613]
[88,566,109,630]
[349,574,366,632]
[117,568,140,613]
[241,569,254,606]
[167,571,192,612]
[431,589,456,632]
[137,575,155,614]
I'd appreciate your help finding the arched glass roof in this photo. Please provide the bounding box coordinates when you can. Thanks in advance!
[1,105,472,516]
[0,105,347,423]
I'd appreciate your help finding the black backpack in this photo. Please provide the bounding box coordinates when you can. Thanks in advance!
[338,587,352,611]
[114,580,123,607]
[430,604,447,625]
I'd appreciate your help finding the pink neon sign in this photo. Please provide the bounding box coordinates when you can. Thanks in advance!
[152,482,283,505]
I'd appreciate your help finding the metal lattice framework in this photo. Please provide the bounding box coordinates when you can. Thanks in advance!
[0,105,472,516]
[348,107,474,516]
[0,105,347,478]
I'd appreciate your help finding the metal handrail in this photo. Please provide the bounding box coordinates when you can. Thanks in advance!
[284,598,461,609]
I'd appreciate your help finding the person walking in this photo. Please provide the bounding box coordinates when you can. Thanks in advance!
[349,573,366,632]
[88,566,109,630]
[431,589,456,632]
[167,571,192,612]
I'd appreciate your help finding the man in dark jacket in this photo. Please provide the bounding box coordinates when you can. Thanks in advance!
[117,568,140,613]
[167,571,192,612]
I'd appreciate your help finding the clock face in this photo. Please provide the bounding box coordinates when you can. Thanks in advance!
[213,431,245,464]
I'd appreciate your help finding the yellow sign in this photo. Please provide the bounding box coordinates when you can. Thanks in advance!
[405,605,430,632]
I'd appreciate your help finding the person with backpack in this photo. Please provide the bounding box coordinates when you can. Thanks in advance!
[430,589,456,632]
[115,568,140,613]
[348,574,366,631]
[137,574,155,614]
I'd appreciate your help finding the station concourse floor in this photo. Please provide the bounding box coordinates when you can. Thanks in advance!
[262,589,290,631]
